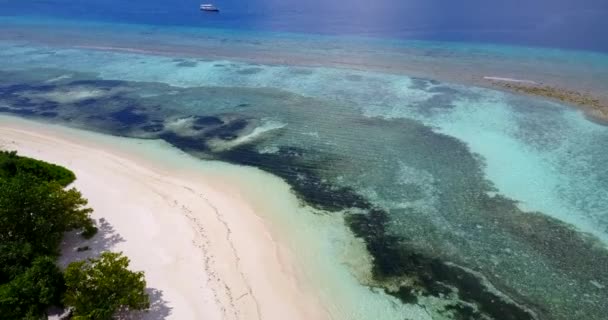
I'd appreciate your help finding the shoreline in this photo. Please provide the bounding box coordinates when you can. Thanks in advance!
[0,116,329,320]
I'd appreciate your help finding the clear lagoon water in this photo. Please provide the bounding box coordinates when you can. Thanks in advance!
[1,1,608,319]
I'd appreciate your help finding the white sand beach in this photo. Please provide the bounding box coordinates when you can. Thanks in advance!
[0,116,329,320]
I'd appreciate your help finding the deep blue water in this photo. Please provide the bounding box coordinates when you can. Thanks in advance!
[2,0,608,53]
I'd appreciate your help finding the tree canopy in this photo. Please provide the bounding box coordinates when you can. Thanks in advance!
[0,151,75,187]
[0,173,94,261]
[0,256,64,319]
[0,151,99,319]
[0,151,148,319]
[64,252,150,320]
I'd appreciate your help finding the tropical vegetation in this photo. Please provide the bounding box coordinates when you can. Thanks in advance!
[0,151,148,319]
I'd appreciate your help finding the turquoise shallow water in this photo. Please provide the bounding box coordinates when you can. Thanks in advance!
[2,16,608,96]
[4,39,606,239]
[1,19,608,320]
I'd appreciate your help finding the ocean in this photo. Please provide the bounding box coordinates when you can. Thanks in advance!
[3,0,608,52]
[1,1,608,319]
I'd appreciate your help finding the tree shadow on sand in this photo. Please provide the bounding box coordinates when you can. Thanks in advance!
[58,217,126,267]
[116,288,173,320]
[59,219,172,319]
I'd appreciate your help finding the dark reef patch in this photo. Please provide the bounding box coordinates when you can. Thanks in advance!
[140,123,164,133]
[110,107,148,125]
[236,67,263,75]
[39,111,58,118]
[38,102,58,110]
[194,116,224,127]
[0,106,36,116]
[175,60,198,68]
[204,119,248,140]
[0,84,48,95]
[394,286,418,304]
[346,209,539,320]
[218,145,371,211]
[67,79,125,90]
[85,114,106,121]
[158,132,210,153]
[73,98,101,108]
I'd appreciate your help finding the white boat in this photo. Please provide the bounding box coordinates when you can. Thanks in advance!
[200,4,219,12]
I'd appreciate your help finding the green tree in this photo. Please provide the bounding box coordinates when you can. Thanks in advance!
[0,173,95,260]
[0,151,76,187]
[0,171,96,317]
[0,256,65,320]
[64,252,150,320]
[0,241,34,283]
